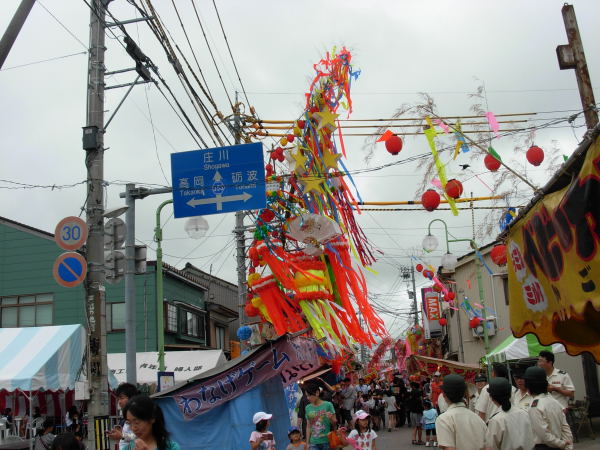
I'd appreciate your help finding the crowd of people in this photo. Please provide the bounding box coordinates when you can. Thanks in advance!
[250,350,576,450]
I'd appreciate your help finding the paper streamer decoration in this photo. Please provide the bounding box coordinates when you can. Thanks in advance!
[485,112,500,138]
[453,119,470,158]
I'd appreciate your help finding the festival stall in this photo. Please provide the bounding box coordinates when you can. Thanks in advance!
[486,333,565,363]
[0,325,109,430]
[152,335,319,449]
[408,355,480,383]
[108,349,226,386]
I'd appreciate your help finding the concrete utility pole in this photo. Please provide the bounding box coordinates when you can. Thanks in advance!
[557,3,599,129]
[83,1,108,449]
[124,184,137,384]
[233,94,247,335]
[0,0,36,69]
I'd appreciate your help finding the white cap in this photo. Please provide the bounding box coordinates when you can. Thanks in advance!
[253,411,273,424]
[434,371,441,376]
[355,409,369,420]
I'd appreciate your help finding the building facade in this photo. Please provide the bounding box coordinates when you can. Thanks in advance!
[0,216,238,357]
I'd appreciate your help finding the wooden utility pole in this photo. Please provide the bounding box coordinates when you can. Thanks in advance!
[556,3,599,129]
[556,2,600,414]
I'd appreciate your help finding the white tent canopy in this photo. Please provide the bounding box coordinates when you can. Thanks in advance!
[108,350,226,385]
[486,333,566,363]
[0,325,86,392]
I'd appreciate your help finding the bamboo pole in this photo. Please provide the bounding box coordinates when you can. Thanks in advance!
[357,195,504,206]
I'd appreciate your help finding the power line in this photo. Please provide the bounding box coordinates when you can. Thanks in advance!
[0,51,86,71]
[37,1,89,50]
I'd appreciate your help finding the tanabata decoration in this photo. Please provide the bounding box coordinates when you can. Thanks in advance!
[378,130,403,155]
[244,48,386,355]
[445,179,463,199]
[367,336,395,371]
[490,244,507,266]
[421,189,441,211]
[484,149,502,172]
[526,145,544,166]
[439,318,447,326]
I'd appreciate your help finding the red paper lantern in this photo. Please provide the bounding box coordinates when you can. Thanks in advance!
[445,179,464,199]
[297,120,305,129]
[469,317,482,329]
[439,318,447,326]
[423,269,434,279]
[421,189,441,211]
[416,264,424,272]
[526,145,544,166]
[265,163,274,177]
[490,244,508,266]
[286,134,295,143]
[484,154,501,172]
[432,284,442,292]
[385,135,403,155]
[444,291,456,301]
[244,302,260,317]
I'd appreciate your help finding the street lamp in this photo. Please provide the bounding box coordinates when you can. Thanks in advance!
[423,218,491,358]
[154,200,208,371]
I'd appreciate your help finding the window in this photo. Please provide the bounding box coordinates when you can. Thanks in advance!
[181,310,204,338]
[502,276,509,305]
[0,294,53,327]
[165,303,177,333]
[215,325,225,349]
[107,302,125,331]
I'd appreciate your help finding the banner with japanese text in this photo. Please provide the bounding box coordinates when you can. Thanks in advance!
[172,337,319,419]
[507,134,600,362]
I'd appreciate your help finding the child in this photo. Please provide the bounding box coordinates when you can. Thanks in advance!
[347,410,377,450]
[250,411,275,450]
[286,426,306,450]
[421,400,438,447]
[107,382,139,450]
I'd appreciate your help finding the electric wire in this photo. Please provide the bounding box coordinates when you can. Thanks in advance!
[38,1,89,50]
[0,51,87,71]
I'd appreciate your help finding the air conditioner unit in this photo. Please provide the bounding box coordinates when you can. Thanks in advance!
[472,318,497,338]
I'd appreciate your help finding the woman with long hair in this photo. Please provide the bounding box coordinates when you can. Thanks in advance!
[122,395,179,450]
[485,377,534,450]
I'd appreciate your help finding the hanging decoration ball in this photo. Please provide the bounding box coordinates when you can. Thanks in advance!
[439,318,447,326]
[445,179,464,199]
[286,134,295,143]
[297,120,305,129]
[526,145,544,166]
[444,291,456,302]
[244,303,260,317]
[237,325,253,341]
[422,269,434,280]
[421,189,441,211]
[432,284,442,293]
[416,264,424,272]
[279,137,288,146]
[265,163,274,177]
[259,208,275,223]
[385,135,403,155]
[490,244,508,266]
[484,154,502,172]
[469,317,482,329]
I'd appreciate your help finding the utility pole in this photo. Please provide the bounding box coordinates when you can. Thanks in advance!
[0,0,36,69]
[233,93,247,336]
[124,184,137,384]
[83,1,108,449]
[556,3,598,129]
[556,2,600,411]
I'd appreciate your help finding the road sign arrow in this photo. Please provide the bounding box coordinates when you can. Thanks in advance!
[213,170,222,182]
[187,192,253,211]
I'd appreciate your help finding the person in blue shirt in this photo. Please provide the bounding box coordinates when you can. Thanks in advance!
[421,400,438,447]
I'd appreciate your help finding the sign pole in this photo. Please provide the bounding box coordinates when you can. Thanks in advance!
[125,184,137,384]
[155,199,172,372]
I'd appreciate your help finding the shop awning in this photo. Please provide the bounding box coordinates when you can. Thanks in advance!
[0,325,86,392]
[486,333,565,363]
[409,355,480,382]
[108,350,227,385]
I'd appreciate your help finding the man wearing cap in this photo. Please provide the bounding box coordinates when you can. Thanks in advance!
[475,363,514,422]
[538,351,575,410]
[468,374,487,413]
[525,366,573,450]
[511,368,534,411]
[435,374,486,450]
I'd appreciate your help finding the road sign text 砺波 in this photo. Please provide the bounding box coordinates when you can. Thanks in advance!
[170,143,266,218]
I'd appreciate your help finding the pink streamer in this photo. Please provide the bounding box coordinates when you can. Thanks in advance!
[431,178,443,189]
[485,112,500,138]
[434,119,450,134]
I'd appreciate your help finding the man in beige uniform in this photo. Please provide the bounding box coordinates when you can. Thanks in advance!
[538,351,574,409]
[435,374,486,450]
[525,366,573,450]
[511,369,534,411]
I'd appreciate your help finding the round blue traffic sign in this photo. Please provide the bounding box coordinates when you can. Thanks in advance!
[53,252,87,287]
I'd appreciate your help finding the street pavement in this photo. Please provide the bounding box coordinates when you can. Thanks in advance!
[371,423,598,449]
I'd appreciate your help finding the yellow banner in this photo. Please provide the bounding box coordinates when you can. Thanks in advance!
[508,134,600,362]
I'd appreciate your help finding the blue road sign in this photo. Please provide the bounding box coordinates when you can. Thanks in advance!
[53,252,87,287]
[170,142,266,218]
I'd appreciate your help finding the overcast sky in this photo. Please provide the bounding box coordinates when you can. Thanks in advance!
[1,0,599,337]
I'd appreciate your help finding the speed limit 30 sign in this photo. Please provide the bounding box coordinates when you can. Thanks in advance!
[55,216,88,251]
